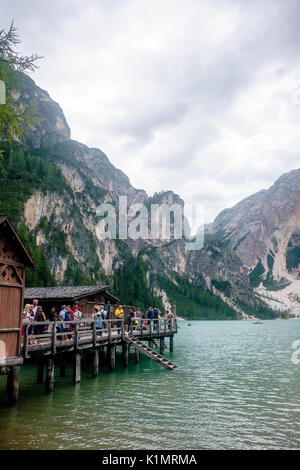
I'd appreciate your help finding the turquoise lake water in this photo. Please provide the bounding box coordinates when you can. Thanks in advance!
[0,320,300,450]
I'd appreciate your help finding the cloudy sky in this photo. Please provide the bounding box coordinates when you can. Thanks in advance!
[1,0,300,221]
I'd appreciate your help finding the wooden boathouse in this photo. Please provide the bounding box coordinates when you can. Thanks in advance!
[0,216,36,404]
[24,285,120,317]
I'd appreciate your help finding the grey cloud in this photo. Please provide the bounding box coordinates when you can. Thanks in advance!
[113,101,189,145]
[2,0,300,222]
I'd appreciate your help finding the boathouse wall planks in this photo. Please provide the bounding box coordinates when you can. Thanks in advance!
[0,216,35,367]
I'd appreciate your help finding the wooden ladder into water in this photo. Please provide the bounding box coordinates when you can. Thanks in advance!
[124,335,178,370]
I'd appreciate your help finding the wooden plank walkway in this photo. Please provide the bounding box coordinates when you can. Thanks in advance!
[0,318,178,402]
[22,318,177,359]
[124,335,178,370]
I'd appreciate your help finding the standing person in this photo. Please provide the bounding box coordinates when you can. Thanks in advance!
[100,305,107,332]
[150,307,155,331]
[168,310,174,330]
[73,305,82,321]
[59,305,67,341]
[153,307,159,331]
[136,308,142,318]
[146,307,153,327]
[22,306,31,336]
[46,307,57,337]
[147,307,153,320]
[127,309,135,332]
[73,302,82,314]
[23,303,32,316]
[135,308,142,331]
[133,309,140,330]
[34,306,46,344]
[32,299,39,316]
[164,310,169,332]
[27,305,35,344]
[49,306,57,322]
[30,299,39,340]
[64,305,73,340]
[115,305,124,335]
[93,308,102,336]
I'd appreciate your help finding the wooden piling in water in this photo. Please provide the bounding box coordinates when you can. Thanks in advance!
[122,342,129,367]
[59,353,66,377]
[45,358,54,394]
[134,347,140,364]
[170,335,174,352]
[108,344,116,371]
[99,346,105,366]
[73,353,81,384]
[148,340,154,359]
[37,359,44,383]
[7,366,20,405]
[160,338,165,354]
[81,350,87,371]
[92,349,99,377]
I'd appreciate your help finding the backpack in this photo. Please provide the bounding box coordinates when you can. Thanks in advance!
[65,310,72,321]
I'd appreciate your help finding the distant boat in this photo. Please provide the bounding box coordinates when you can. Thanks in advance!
[253,321,263,324]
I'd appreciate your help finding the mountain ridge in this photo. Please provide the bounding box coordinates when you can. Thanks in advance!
[1,69,297,319]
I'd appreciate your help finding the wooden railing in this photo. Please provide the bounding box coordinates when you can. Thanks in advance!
[22,318,177,358]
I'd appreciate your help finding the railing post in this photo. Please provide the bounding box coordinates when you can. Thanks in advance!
[149,319,152,338]
[108,320,112,342]
[121,320,125,340]
[23,322,29,358]
[52,319,57,355]
[140,319,143,339]
[130,319,133,336]
[92,320,97,347]
[164,319,167,335]
[74,322,79,351]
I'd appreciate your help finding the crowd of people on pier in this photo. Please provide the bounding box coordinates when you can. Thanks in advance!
[22,299,175,343]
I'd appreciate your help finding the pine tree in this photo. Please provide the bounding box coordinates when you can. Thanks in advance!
[0,22,41,149]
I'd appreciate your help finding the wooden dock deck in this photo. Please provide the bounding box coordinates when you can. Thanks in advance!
[11,318,178,396]
[23,318,177,357]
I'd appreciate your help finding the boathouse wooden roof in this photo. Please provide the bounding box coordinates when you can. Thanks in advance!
[24,285,119,303]
[0,216,36,269]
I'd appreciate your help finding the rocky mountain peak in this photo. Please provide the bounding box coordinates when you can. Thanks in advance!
[211,168,300,315]
[14,72,71,149]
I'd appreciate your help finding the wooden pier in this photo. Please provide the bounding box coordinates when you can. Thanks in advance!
[0,216,179,406]
[1,318,177,399]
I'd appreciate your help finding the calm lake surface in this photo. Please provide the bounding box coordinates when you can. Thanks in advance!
[0,320,300,450]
